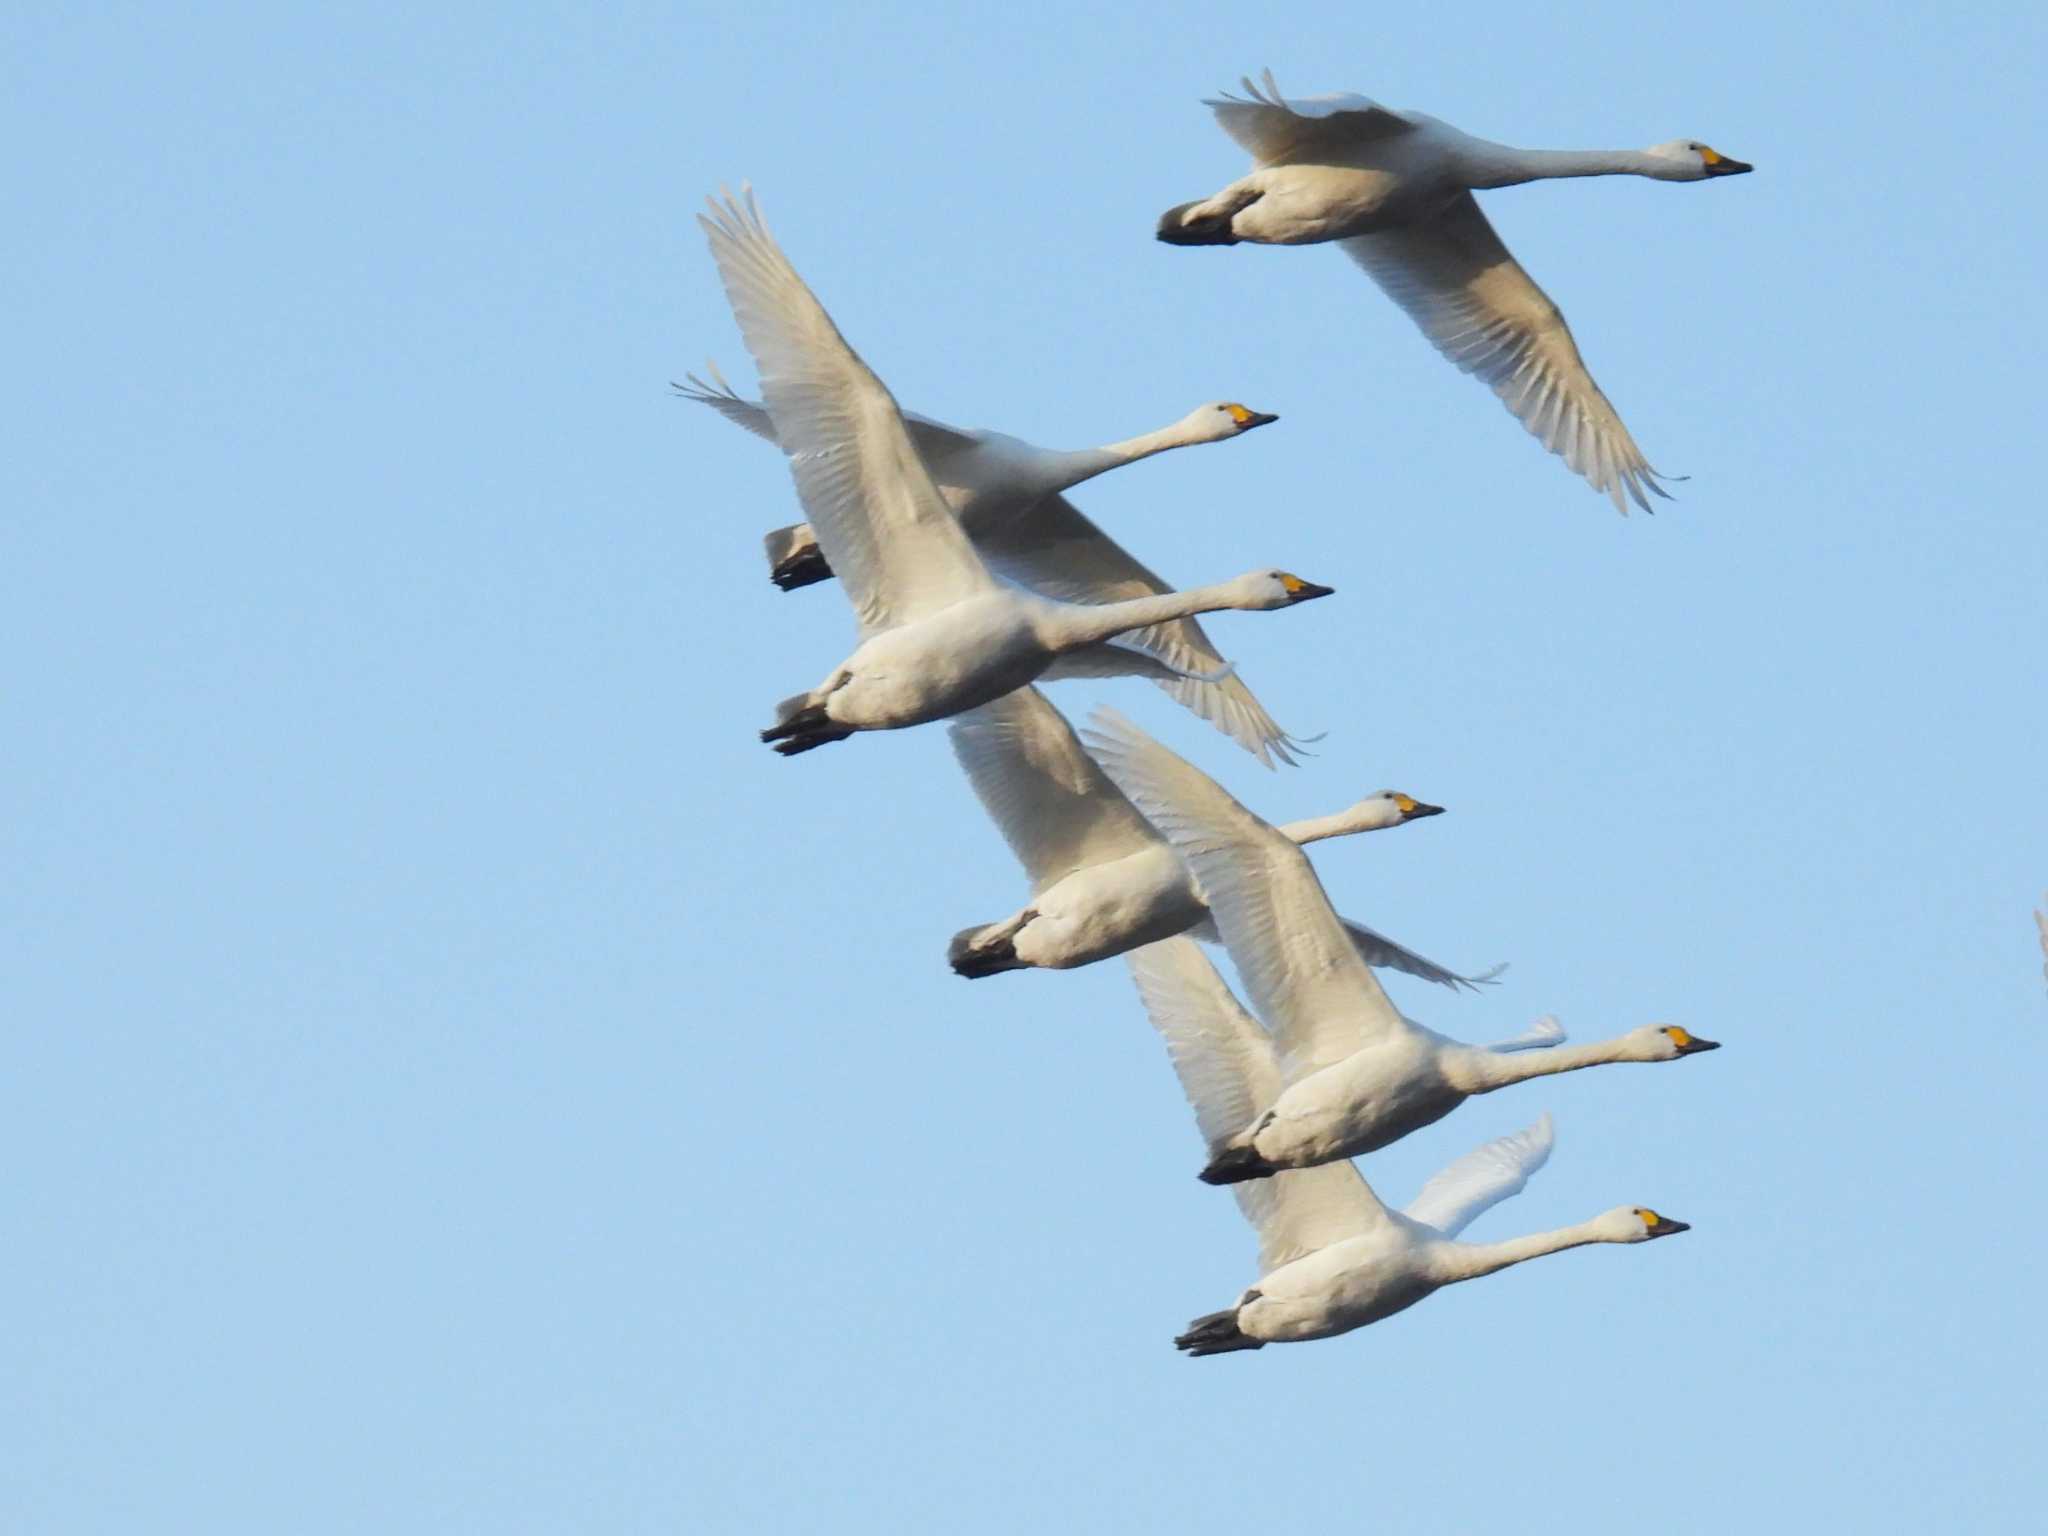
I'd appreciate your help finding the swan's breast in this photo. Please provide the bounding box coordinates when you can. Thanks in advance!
[1020,847,1200,968]
[833,595,1041,727]
[1262,1038,1454,1164]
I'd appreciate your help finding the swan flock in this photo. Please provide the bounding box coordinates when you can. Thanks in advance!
[686,73,1745,1353]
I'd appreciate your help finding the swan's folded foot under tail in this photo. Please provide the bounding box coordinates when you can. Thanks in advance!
[764,524,832,591]
[1156,199,1246,247]
[1199,1141,1280,1186]
[947,911,1037,979]
[1176,1300,1264,1357]
[760,695,854,756]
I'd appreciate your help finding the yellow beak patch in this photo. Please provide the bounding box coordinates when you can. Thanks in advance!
[1393,793,1419,814]
[1699,145,1724,166]
[1226,403,1255,425]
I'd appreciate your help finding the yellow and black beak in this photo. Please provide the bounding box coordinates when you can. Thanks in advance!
[1702,149,1753,177]
[1403,801,1446,820]
[1674,1032,1721,1056]
[1227,405,1281,430]
[1645,1215,1692,1237]
[1280,577,1336,603]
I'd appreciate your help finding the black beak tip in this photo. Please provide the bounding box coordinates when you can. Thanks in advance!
[1408,802,1447,819]
[1649,1217,1692,1237]
[1294,582,1336,602]
[1244,411,1281,429]
[1684,1037,1722,1054]
[1712,158,1754,177]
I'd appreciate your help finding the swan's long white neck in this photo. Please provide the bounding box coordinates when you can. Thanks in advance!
[1463,145,1662,189]
[1276,809,1376,845]
[1433,1219,1611,1282]
[1037,424,1199,494]
[1052,582,1250,648]
[1447,1036,1640,1092]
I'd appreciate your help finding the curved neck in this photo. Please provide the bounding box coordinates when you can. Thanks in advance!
[1038,424,1195,494]
[1055,583,1243,647]
[1447,1036,1638,1093]
[1466,146,1658,189]
[1435,1220,1610,1283]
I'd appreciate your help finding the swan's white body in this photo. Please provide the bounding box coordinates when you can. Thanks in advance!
[948,686,1496,990]
[1159,73,1753,512]
[1127,938,1690,1353]
[697,189,1334,755]
[680,377,1302,763]
[1085,706,1719,1180]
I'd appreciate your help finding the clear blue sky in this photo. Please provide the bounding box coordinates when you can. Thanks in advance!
[7,2,2045,1531]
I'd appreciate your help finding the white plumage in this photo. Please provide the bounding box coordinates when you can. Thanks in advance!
[677,371,1307,764]
[1126,936,1689,1354]
[945,686,1496,989]
[1158,71,1752,512]
[697,188,1336,755]
[1085,706,1719,1182]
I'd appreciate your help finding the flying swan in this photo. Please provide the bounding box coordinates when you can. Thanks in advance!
[677,370,1303,763]
[948,685,1498,990]
[1157,72,1752,512]
[1084,705,1719,1181]
[1127,936,1690,1355]
[697,188,1336,755]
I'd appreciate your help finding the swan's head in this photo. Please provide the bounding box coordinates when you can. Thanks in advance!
[1350,790,1446,831]
[1643,139,1754,181]
[1626,1024,1722,1062]
[1183,401,1281,443]
[1232,569,1336,610]
[1595,1206,1693,1243]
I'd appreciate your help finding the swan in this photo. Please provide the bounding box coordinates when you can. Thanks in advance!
[675,369,1275,591]
[1128,936,1690,1355]
[677,371,1303,764]
[1084,706,1718,1181]
[697,189,1337,756]
[948,686,1499,990]
[1157,72,1753,512]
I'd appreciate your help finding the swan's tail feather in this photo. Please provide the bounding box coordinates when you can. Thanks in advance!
[1176,1302,1264,1356]
[1198,1141,1280,1186]
[1156,200,1245,246]
[764,523,832,590]
[947,913,1037,979]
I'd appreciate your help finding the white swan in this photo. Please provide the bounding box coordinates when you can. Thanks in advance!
[697,189,1337,756]
[948,686,1499,991]
[678,371,1303,764]
[1128,936,1690,1355]
[1085,705,1718,1180]
[676,369,1274,590]
[1157,72,1753,512]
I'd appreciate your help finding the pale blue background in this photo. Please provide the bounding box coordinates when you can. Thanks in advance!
[7,2,2045,1531]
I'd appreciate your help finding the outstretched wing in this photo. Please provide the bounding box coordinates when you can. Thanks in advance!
[1485,1014,1565,1053]
[674,362,980,458]
[1401,1113,1556,1238]
[1083,708,1409,1076]
[1125,938,1391,1275]
[1205,70,1417,166]
[671,363,779,442]
[974,493,1309,767]
[1339,193,1672,514]
[948,687,1159,895]
[697,189,994,632]
[1337,916,1507,993]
